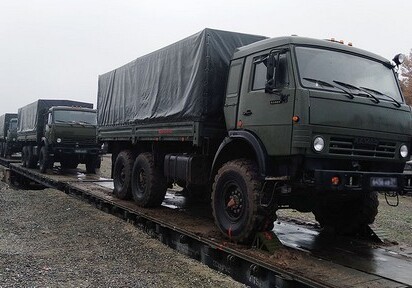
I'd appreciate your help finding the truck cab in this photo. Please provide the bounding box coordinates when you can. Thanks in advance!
[0,114,20,158]
[5,118,19,155]
[215,36,411,238]
[40,106,100,173]
[8,118,18,137]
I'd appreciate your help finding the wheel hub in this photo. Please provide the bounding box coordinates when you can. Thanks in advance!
[224,184,244,220]
[138,169,146,190]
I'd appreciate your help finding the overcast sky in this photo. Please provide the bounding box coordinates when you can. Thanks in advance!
[0,0,411,115]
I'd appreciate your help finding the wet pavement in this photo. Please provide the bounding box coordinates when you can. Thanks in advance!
[273,222,412,287]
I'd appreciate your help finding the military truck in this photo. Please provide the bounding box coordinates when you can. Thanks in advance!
[0,113,20,158]
[17,100,101,174]
[97,28,412,243]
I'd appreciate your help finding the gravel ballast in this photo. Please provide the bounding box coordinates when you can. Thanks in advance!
[0,181,244,287]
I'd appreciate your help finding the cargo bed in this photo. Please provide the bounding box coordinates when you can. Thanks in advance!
[97,28,266,144]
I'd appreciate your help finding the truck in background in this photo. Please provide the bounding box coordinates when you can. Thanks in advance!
[97,28,412,243]
[0,113,21,158]
[17,100,101,174]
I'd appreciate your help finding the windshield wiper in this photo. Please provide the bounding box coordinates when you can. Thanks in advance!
[303,77,354,99]
[360,86,401,107]
[333,80,380,104]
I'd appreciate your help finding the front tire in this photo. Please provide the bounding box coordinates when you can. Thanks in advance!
[314,191,379,235]
[212,159,271,244]
[86,156,98,174]
[22,146,28,167]
[131,152,167,207]
[61,159,78,169]
[26,146,37,168]
[4,143,10,158]
[39,146,50,173]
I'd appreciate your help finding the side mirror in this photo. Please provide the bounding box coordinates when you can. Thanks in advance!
[265,53,277,93]
[393,53,405,67]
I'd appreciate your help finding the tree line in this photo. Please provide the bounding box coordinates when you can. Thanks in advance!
[400,50,412,105]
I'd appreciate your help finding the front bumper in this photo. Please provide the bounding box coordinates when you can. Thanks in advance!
[315,169,412,193]
[51,146,101,156]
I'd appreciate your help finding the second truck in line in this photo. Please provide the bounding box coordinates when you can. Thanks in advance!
[17,99,101,173]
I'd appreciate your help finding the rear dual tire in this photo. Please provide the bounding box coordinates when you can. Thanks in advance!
[113,150,134,199]
[131,152,167,207]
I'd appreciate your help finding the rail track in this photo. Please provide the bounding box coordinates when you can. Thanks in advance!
[1,156,411,288]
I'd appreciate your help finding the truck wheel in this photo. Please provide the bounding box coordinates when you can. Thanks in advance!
[95,156,102,169]
[212,159,266,244]
[61,159,78,169]
[86,156,98,174]
[4,143,9,158]
[314,191,379,235]
[113,150,134,199]
[26,146,37,168]
[22,146,28,167]
[131,152,167,207]
[39,146,50,173]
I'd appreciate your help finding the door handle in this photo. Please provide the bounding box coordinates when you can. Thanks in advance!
[243,110,252,116]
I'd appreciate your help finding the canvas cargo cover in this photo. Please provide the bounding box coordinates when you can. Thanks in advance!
[0,113,17,139]
[17,99,93,135]
[97,28,266,127]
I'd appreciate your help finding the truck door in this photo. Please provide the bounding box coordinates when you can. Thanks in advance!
[237,48,295,156]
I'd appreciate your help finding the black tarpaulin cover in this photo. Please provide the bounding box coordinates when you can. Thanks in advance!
[97,28,266,127]
[17,99,93,134]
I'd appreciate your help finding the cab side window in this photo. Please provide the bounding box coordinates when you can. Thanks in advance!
[252,59,267,90]
[252,52,289,91]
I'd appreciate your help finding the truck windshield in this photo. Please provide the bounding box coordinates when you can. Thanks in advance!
[9,119,17,130]
[53,110,97,125]
[295,46,403,103]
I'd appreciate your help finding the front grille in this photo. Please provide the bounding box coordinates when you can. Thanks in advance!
[60,137,96,146]
[329,137,396,158]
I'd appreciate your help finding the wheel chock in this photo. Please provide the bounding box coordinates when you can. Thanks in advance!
[253,231,283,253]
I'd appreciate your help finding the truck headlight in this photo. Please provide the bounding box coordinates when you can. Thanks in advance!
[57,138,62,143]
[313,136,325,152]
[400,144,408,158]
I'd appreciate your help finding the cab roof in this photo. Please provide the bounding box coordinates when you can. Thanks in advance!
[233,36,390,64]
[49,106,96,113]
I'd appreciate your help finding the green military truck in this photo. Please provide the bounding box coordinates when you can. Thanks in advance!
[17,100,101,174]
[97,29,412,243]
[0,113,20,158]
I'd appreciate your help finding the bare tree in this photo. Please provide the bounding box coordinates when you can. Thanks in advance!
[400,50,412,105]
